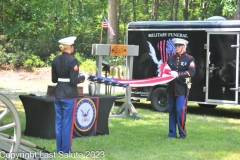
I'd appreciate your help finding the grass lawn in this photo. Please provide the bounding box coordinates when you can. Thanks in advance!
[0,79,240,160]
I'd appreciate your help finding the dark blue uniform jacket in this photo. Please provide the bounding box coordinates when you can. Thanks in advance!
[166,53,195,96]
[52,52,85,98]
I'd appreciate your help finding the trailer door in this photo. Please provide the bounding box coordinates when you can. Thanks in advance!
[206,32,239,104]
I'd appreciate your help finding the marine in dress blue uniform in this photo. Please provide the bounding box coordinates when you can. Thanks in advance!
[51,36,85,153]
[166,38,195,139]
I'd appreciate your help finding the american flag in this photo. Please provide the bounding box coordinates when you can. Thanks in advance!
[157,39,175,63]
[102,16,115,35]
[159,62,172,77]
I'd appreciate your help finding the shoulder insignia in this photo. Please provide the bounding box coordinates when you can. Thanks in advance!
[190,61,195,68]
[74,65,78,71]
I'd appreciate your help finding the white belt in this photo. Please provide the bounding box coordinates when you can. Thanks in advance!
[58,78,70,82]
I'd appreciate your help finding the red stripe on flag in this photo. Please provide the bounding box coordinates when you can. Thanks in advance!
[160,41,163,63]
[163,40,166,63]
[102,16,115,35]
[102,22,108,28]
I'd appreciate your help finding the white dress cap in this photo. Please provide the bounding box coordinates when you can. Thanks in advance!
[172,38,188,45]
[58,36,77,45]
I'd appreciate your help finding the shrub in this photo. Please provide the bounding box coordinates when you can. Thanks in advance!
[23,54,45,70]
[79,59,96,75]
[45,52,62,66]
[0,45,8,65]
[74,52,85,65]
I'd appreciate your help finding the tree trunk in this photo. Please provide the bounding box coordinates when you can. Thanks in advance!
[169,0,174,20]
[174,0,179,20]
[143,0,149,19]
[1,2,6,45]
[117,0,121,43]
[183,0,188,20]
[2,2,6,35]
[235,0,240,20]
[151,0,159,20]
[132,0,136,21]
[107,0,117,44]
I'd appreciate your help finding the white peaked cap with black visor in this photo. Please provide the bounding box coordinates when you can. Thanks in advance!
[58,36,77,45]
[172,38,188,45]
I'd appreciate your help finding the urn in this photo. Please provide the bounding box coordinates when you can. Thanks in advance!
[88,82,96,96]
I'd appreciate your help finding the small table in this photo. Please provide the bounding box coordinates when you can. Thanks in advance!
[19,94,117,139]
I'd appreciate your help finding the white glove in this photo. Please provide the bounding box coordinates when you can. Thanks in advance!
[170,71,178,78]
[83,73,90,80]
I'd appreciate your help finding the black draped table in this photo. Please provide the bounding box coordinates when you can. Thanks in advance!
[19,94,117,139]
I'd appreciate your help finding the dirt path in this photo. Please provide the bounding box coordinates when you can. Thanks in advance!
[0,67,124,101]
[0,67,89,97]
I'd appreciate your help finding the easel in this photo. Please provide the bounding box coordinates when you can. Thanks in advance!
[92,44,140,118]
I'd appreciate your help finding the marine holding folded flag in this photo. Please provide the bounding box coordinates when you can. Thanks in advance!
[165,38,195,139]
[51,36,86,153]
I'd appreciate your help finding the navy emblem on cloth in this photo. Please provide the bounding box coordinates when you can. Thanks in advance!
[75,98,96,132]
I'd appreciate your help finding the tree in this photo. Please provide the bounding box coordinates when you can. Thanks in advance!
[169,0,174,20]
[0,0,234,69]
[1,1,5,35]
[183,0,188,20]
[235,0,240,19]
[221,0,237,19]
[151,0,159,20]
[107,0,117,44]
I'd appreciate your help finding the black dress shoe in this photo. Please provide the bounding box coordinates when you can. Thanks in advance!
[178,136,186,139]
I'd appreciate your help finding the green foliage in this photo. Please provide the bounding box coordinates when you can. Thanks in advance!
[44,52,94,73]
[73,52,85,65]
[221,0,237,19]
[2,0,106,60]
[48,53,58,63]
[0,44,7,65]
[1,0,238,69]
[0,51,28,69]
[23,54,45,70]
[79,59,96,74]
[6,52,25,68]
[0,35,10,66]
[45,52,62,66]
[1,35,45,70]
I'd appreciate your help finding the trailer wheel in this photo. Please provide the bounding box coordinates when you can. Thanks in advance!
[198,104,217,108]
[151,87,168,112]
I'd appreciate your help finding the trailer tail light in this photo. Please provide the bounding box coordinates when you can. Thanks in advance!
[132,87,136,91]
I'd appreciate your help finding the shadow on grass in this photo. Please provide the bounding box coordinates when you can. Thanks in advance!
[115,101,240,119]
[114,101,153,112]
[186,105,240,119]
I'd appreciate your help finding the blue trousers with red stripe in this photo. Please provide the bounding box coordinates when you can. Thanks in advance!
[167,95,187,138]
[54,98,76,153]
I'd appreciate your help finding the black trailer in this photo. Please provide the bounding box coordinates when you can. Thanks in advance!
[127,17,240,112]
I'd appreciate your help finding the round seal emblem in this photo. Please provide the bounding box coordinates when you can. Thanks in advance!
[75,98,96,132]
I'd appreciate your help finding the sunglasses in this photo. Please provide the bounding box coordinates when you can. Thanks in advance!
[174,44,184,47]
